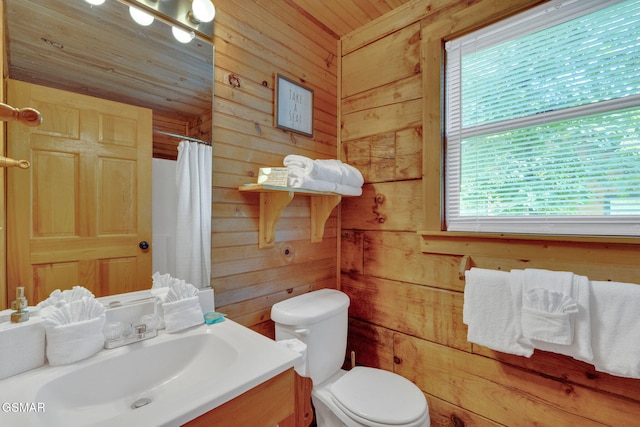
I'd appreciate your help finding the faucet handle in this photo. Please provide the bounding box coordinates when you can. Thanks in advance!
[104,321,125,341]
[134,324,147,337]
[139,314,159,331]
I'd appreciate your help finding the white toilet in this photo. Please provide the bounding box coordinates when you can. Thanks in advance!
[271,289,430,427]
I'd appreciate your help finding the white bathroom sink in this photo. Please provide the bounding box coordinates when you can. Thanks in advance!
[0,319,301,427]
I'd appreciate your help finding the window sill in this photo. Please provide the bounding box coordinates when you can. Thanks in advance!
[418,230,640,259]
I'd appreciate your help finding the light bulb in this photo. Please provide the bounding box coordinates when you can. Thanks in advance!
[172,26,195,44]
[85,0,105,5]
[129,6,154,26]
[191,0,215,23]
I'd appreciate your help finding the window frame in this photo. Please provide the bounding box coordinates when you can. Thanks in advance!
[440,0,640,238]
[419,0,640,244]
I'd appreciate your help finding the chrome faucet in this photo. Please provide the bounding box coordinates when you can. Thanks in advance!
[104,317,158,349]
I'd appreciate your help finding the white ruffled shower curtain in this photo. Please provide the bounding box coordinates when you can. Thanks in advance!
[175,140,212,288]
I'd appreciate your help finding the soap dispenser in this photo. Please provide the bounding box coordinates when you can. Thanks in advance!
[10,286,30,323]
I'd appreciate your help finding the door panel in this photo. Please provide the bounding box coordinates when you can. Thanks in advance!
[7,79,152,304]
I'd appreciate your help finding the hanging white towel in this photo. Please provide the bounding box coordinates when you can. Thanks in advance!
[589,280,640,379]
[515,269,593,362]
[176,141,212,288]
[463,268,534,357]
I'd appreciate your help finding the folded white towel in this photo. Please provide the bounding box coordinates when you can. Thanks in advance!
[589,280,640,379]
[44,314,106,366]
[152,271,183,289]
[515,270,593,361]
[521,269,576,344]
[522,288,578,345]
[165,281,199,301]
[162,296,204,333]
[152,289,170,330]
[283,155,364,188]
[37,286,96,317]
[42,297,107,366]
[463,268,534,357]
[287,174,362,196]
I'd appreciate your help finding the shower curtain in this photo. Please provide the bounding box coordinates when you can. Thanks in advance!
[152,158,177,277]
[175,140,212,288]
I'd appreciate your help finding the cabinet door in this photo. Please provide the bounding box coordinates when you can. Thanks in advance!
[6,79,152,304]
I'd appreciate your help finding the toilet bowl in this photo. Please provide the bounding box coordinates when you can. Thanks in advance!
[313,368,429,427]
[271,289,430,427]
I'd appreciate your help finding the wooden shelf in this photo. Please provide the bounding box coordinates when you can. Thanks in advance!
[239,184,343,248]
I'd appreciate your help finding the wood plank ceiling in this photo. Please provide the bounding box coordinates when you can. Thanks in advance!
[286,0,412,38]
[4,0,411,118]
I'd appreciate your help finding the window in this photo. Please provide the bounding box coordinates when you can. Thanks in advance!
[445,0,640,236]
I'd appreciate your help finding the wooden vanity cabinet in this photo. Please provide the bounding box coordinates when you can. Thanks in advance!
[184,368,313,427]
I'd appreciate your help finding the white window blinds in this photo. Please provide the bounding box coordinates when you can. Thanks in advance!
[445,0,640,236]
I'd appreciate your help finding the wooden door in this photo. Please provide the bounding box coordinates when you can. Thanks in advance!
[6,79,152,305]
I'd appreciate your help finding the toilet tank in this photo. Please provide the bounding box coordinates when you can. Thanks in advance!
[271,289,350,385]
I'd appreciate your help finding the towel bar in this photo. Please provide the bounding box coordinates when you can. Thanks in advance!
[459,255,472,280]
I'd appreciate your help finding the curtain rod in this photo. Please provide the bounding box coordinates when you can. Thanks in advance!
[153,130,211,146]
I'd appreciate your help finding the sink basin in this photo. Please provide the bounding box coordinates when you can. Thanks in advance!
[0,319,301,426]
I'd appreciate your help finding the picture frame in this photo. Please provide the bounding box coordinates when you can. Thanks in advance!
[275,73,314,137]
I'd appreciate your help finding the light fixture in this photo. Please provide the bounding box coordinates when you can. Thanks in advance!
[172,26,195,44]
[129,6,155,26]
[122,0,215,41]
[189,0,216,24]
[85,0,105,5]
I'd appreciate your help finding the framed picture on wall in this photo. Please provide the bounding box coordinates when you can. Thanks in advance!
[275,74,314,137]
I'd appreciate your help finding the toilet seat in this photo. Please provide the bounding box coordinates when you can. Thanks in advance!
[330,367,428,426]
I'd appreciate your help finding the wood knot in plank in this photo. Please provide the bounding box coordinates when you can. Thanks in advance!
[585,371,599,380]
[228,73,241,88]
[450,414,465,427]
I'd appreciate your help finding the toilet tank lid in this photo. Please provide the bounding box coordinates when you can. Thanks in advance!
[271,289,350,326]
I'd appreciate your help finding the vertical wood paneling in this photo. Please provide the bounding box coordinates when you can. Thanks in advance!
[212,1,340,330]
[340,0,640,424]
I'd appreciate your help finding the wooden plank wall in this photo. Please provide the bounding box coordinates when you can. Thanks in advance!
[339,0,640,425]
[151,110,213,161]
[211,0,340,335]
[152,113,190,160]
